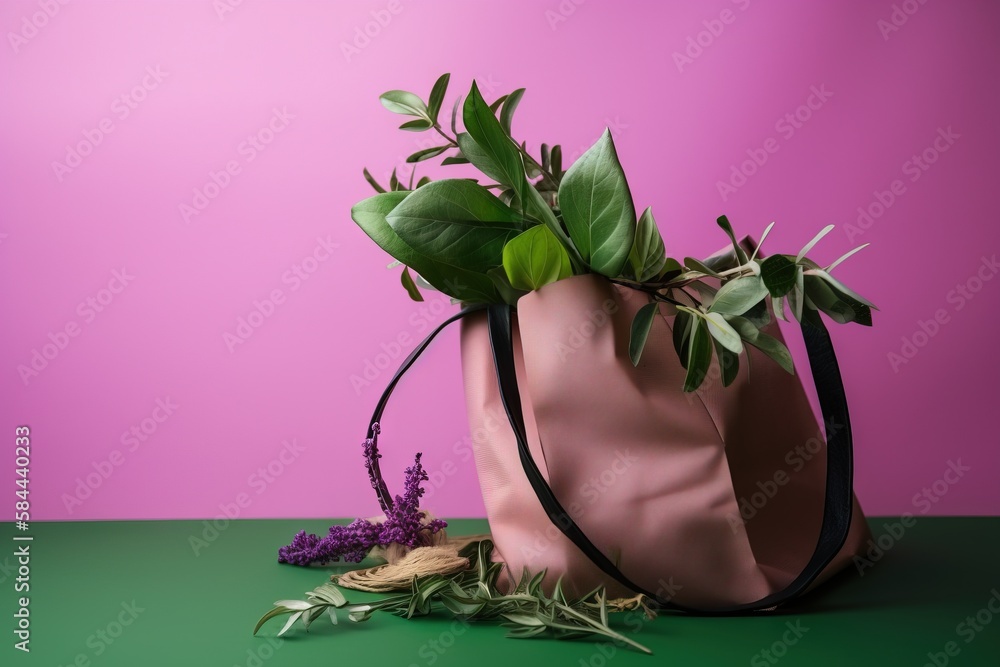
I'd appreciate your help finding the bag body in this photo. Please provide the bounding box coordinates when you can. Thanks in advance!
[460,273,870,608]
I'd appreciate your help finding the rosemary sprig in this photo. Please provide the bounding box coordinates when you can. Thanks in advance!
[254,539,653,654]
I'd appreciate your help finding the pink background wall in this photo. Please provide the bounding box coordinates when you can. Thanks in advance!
[2,0,997,521]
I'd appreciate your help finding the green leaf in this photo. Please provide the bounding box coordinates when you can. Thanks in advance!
[826,243,869,272]
[704,311,743,354]
[629,302,659,366]
[796,224,835,262]
[499,88,525,135]
[709,276,769,316]
[488,94,508,113]
[406,146,450,163]
[550,145,563,178]
[803,274,871,325]
[463,83,528,203]
[743,298,771,328]
[253,606,291,635]
[658,257,683,280]
[387,179,524,274]
[759,254,798,297]
[450,95,462,135]
[713,337,740,387]
[278,611,303,637]
[672,308,693,369]
[416,176,431,188]
[558,129,637,277]
[628,207,667,282]
[362,167,385,193]
[750,221,775,261]
[441,155,469,165]
[502,225,573,291]
[726,315,795,374]
[351,190,502,303]
[683,257,721,277]
[427,73,450,123]
[380,90,429,118]
[487,266,526,305]
[716,215,749,264]
[399,118,433,132]
[389,169,401,191]
[810,269,878,310]
[683,318,712,392]
[400,267,423,301]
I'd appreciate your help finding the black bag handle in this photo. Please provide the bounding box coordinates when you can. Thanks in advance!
[485,303,855,614]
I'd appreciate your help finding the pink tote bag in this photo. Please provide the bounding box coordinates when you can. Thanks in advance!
[365,246,869,613]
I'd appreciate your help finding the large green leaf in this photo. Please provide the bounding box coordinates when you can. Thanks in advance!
[760,254,798,298]
[709,276,769,316]
[629,302,659,366]
[628,207,667,282]
[558,129,637,277]
[351,190,501,304]
[502,225,573,291]
[387,179,525,274]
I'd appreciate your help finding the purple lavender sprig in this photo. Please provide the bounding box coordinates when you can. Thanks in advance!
[278,449,446,566]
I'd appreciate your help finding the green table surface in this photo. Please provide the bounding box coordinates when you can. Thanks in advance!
[2,517,998,666]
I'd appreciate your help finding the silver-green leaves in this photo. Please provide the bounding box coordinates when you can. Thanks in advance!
[559,129,637,277]
[253,539,652,654]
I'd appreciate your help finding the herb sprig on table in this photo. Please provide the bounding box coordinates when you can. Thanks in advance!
[352,74,875,392]
[255,539,655,654]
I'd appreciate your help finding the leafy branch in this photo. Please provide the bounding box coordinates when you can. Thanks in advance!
[351,74,877,392]
[254,539,653,654]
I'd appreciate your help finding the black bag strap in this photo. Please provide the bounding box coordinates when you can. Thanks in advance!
[485,303,855,614]
[364,304,486,513]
